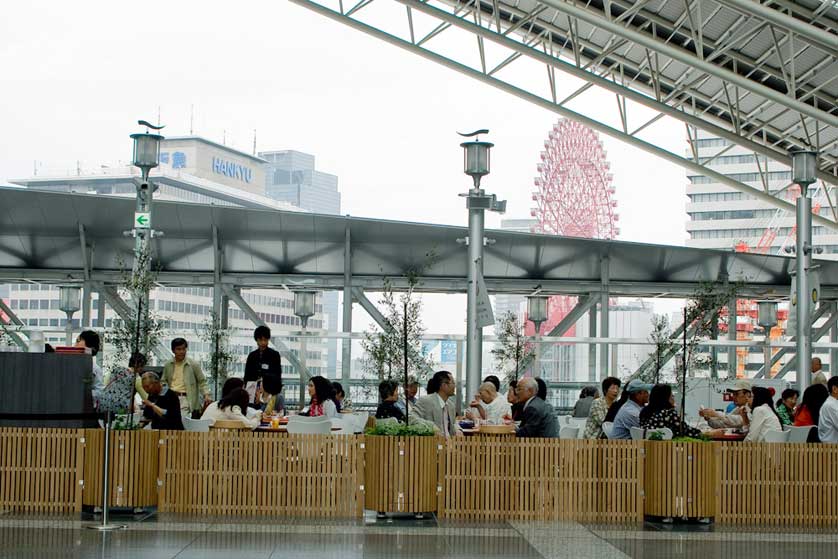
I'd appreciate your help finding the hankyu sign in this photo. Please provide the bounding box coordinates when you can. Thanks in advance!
[134,212,151,229]
[212,157,253,183]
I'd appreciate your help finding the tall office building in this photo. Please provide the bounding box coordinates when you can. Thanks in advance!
[5,137,333,384]
[260,150,341,375]
[684,130,836,376]
[685,130,836,256]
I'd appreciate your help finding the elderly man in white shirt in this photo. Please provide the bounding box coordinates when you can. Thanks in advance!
[466,382,512,425]
[819,377,838,444]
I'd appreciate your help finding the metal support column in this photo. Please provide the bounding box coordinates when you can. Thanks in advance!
[79,225,92,328]
[796,188,813,394]
[728,297,738,378]
[832,302,838,379]
[455,340,465,415]
[341,226,352,383]
[465,202,485,401]
[710,312,719,379]
[599,256,610,381]
[588,303,597,382]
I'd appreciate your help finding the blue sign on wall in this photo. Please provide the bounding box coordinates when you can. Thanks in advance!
[441,341,457,363]
[212,157,252,183]
[172,152,187,169]
[159,152,170,164]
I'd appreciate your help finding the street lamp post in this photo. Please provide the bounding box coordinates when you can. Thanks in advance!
[59,286,82,346]
[459,130,506,400]
[128,121,164,322]
[527,295,548,377]
[757,301,778,378]
[791,150,818,394]
[294,291,316,406]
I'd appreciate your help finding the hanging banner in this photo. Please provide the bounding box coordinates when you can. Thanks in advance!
[476,267,495,328]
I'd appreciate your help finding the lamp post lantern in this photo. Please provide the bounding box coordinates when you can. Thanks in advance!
[128,120,165,333]
[791,150,818,394]
[294,291,316,406]
[459,130,506,400]
[757,301,778,378]
[59,285,82,346]
[527,295,548,376]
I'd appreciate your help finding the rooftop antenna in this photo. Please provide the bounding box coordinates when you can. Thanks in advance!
[222,129,226,145]
[157,106,161,127]
[252,129,257,156]
[189,105,194,135]
[33,160,38,176]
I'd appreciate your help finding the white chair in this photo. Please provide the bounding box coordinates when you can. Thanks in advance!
[559,426,579,439]
[568,418,587,439]
[763,428,791,443]
[629,426,645,440]
[785,425,814,443]
[183,417,211,432]
[644,427,673,440]
[557,415,571,427]
[348,412,370,433]
[602,421,614,439]
[286,415,332,434]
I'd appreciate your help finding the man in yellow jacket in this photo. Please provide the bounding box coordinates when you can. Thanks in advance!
[162,338,211,418]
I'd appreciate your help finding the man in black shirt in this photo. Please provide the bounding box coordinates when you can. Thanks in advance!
[244,325,283,383]
[140,372,184,430]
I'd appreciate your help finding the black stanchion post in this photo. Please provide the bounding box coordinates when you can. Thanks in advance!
[86,411,126,531]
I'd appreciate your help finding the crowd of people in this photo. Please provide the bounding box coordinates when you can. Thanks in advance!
[373,371,559,438]
[82,323,838,444]
[86,325,352,431]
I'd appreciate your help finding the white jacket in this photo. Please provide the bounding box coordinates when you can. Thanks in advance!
[744,404,781,442]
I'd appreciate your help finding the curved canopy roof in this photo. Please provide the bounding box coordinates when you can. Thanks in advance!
[1,187,836,299]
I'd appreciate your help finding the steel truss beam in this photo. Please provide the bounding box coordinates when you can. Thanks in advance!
[0,298,29,351]
[751,302,830,378]
[291,0,838,196]
[0,269,815,300]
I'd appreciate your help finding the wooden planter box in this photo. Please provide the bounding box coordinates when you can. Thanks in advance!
[82,429,159,508]
[364,435,442,514]
[643,441,716,519]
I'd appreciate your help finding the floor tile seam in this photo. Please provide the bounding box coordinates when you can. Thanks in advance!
[513,520,632,559]
[590,530,838,543]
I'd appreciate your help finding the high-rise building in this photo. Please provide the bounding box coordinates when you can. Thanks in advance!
[260,150,341,375]
[684,130,836,377]
[5,137,338,385]
[685,130,836,257]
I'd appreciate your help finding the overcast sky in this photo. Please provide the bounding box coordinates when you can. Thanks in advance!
[1,0,690,334]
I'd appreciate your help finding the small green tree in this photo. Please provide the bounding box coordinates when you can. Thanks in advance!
[492,311,535,385]
[197,311,236,400]
[104,247,166,375]
[643,314,677,385]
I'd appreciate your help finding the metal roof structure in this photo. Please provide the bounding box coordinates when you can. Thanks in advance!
[3,187,838,299]
[290,0,838,226]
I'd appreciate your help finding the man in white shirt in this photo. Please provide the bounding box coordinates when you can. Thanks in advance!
[699,379,751,429]
[812,357,828,386]
[413,371,458,436]
[818,377,838,444]
[466,382,512,425]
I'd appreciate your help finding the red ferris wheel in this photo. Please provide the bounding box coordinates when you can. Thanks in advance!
[526,119,619,337]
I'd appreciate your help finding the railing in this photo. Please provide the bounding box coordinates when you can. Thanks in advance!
[2,428,838,526]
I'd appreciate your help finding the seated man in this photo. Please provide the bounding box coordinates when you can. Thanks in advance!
[413,371,458,436]
[515,378,559,438]
[611,380,652,439]
[699,379,751,429]
[375,380,405,422]
[819,377,838,444]
[467,382,511,424]
[140,372,184,430]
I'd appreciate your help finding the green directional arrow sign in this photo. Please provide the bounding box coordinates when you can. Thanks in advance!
[134,212,151,229]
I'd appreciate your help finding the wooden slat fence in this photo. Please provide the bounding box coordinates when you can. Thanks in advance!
[363,435,441,514]
[82,429,159,508]
[442,438,643,522]
[717,442,838,526]
[158,432,362,517]
[0,428,84,513]
[4,427,838,526]
[644,441,716,519]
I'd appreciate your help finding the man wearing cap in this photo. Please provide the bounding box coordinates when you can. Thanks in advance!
[699,379,751,429]
[611,380,652,440]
